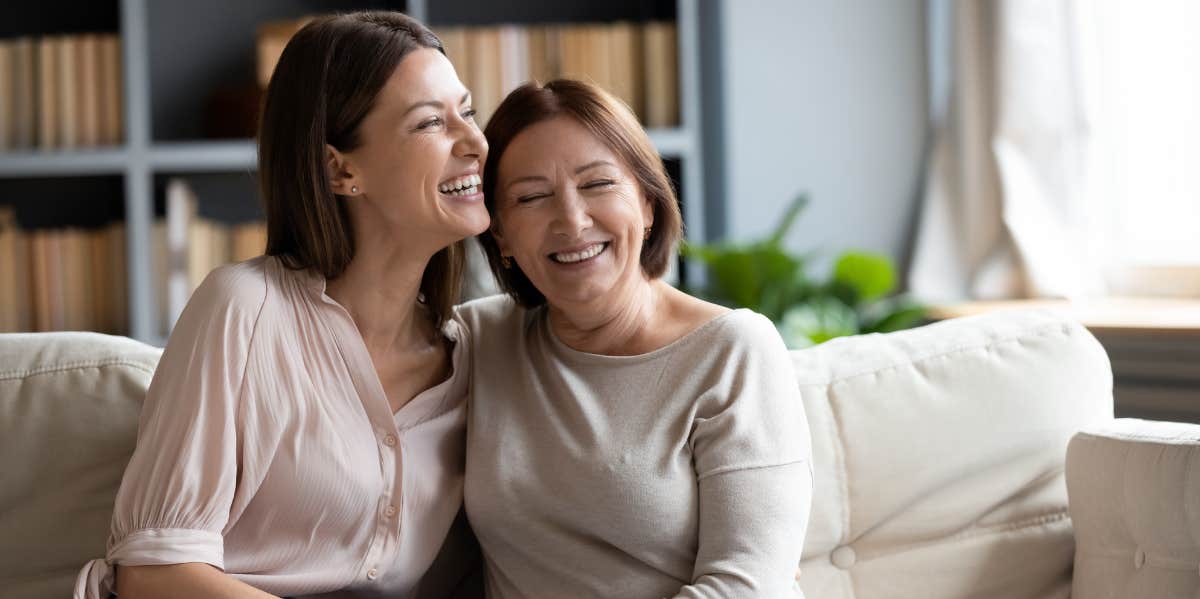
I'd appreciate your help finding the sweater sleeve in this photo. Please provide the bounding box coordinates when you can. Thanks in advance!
[675,312,814,598]
[74,264,267,599]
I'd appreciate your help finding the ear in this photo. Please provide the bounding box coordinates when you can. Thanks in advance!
[642,193,655,229]
[325,144,361,196]
[490,221,511,258]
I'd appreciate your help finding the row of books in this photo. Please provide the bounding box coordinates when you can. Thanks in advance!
[0,187,267,335]
[156,178,267,331]
[434,22,679,127]
[0,33,124,152]
[257,20,678,128]
[0,208,127,333]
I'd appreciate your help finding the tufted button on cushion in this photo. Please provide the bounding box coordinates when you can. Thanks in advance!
[794,310,1113,598]
[830,545,857,570]
[1134,548,1146,569]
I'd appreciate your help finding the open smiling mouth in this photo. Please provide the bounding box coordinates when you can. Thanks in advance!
[549,242,609,264]
[438,174,481,197]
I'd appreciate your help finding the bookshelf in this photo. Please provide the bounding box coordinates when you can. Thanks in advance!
[0,0,707,346]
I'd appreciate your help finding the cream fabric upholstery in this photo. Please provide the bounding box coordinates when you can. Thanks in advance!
[0,333,161,599]
[794,309,1114,598]
[1068,418,1200,599]
[0,310,1149,599]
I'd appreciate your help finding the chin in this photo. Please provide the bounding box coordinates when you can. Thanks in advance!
[448,210,492,238]
[545,281,612,307]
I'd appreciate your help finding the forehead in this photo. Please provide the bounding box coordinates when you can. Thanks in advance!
[377,47,464,108]
[498,116,621,178]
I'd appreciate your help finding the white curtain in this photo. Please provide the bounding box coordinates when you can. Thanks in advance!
[909,0,1107,302]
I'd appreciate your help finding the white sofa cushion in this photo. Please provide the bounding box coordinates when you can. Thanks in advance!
[1067,418,1200,599]
[794,310,1113,598]
[0,332,161,599]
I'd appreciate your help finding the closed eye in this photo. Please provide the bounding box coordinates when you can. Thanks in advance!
[416,116,444,130]
[515,192,551,204]
[581,179,615,189]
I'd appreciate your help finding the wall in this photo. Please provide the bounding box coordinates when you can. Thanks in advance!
[709,0,929,274]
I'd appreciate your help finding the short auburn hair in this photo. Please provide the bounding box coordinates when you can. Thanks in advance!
[478,79,683,307]
[258,11,464,327]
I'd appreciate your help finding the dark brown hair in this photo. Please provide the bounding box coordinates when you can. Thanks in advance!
[478,79,683,307]
[258,11,464,326]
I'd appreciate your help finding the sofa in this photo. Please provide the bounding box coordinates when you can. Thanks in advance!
[1,309,1197,598]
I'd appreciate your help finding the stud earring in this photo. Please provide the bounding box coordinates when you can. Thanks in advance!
[350,185,359,194]
[643,226,652,240]
[501,256,513,269]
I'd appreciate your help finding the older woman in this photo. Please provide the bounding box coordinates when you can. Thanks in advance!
[458,79,814,598]
[75,12,485,599]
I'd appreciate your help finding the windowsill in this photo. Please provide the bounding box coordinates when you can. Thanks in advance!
[927,297,1200,336]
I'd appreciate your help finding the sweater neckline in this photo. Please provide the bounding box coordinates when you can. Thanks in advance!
[538,306,749,365]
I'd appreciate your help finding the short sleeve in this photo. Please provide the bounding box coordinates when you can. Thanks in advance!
[75,263,267,598]
[690,312,812,480]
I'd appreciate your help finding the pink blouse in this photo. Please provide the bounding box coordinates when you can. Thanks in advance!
[74,255,471,598]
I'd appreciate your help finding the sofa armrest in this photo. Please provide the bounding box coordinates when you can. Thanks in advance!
[1066,418,1200,598]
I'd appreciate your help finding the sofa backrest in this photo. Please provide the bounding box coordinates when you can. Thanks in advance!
[0,332,161,599]
[794,309,1113,599]
[0,311,1117,599]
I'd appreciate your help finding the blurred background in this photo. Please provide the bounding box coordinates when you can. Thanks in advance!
[0,0,1196,420]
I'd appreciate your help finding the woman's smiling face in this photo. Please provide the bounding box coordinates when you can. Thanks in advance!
[492,116,654,307]
[338,48,490,245]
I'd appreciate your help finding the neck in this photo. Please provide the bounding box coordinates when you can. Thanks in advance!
[325,224,444,353]
[548,278,662,356]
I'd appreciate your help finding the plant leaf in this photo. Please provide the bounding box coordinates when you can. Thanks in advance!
[778,297,859,348]
[768,193,810,247]
[832,251,895,303]
[863,302,928,334]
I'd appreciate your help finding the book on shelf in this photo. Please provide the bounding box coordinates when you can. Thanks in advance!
[0,205,128,334]
[10,38,37,149]
[525,26,557,84]
[78,34,101,148]
[256,17,312,88]
[36,36,59,149]
[642,22,679,128]
[607,22,643,120]
[159,177,268,333]
[56,36,79,149]
[0,208,31,331]
[165,178,195,327]
[466,27,503,125]
[448,20,677,128]
[99,35,122,146]
[256,19,680,129]
[0,40,11,150]
[0,32,122,152]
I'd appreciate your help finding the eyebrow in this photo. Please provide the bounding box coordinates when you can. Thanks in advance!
[402,92,472,116]
[505,175,548,190]
[574,160,615,174]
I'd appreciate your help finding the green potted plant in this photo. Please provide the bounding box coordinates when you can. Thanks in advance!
[681,194,926,348]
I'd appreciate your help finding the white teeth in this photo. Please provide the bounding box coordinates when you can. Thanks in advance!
[552,243,606,264]
[439,174,481,193]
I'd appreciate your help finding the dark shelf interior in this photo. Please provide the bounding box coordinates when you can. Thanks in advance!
[152,171,263,223]
[0,176,125,229]
[427,0,675,26]
[147,0,405,141]
[0,1,120,38]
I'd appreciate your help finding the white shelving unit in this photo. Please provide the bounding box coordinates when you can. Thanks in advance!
[0,0,706,345]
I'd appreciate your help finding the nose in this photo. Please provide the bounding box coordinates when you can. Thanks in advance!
[452,115,487,161]
[550,188,592,238]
